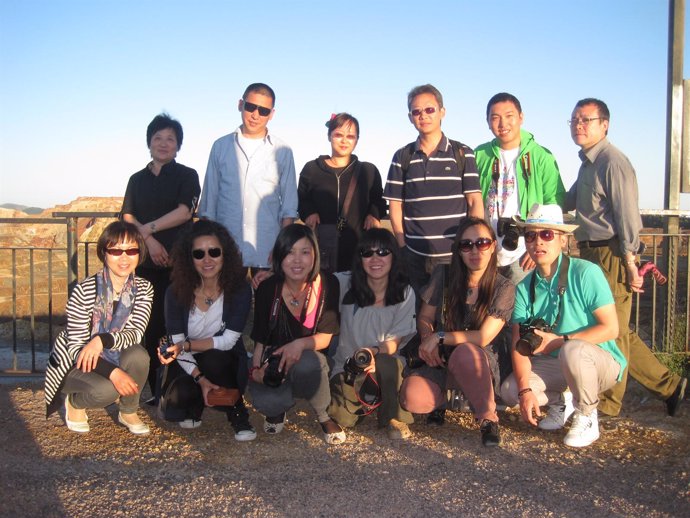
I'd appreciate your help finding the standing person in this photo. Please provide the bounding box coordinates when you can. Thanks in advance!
[328,229,416,440]
[248,224,345,445]
[45,221,153,435]
[198,82,298,287]
[501,204,625,448]
[475,93,566,284]
[122,113,201,403]
[383,84,483,298]
[399,218,514,447]
[298,113,386,273]
[566,98,686,419]
[157,220,255,441]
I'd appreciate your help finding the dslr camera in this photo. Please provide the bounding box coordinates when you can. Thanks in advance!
[407,344,454,369]
[158,335,175,360]
[343,348,373,385]
[516,318,552,357]
[496,217,520,251]
[261,347,286,388]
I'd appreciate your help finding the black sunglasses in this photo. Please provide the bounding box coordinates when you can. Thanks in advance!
[360,248,392,258]
[243,101,272,117]
[524,229,561,243]
[192,247,222,260]
[458,238,494,253]
[106,248,140,256]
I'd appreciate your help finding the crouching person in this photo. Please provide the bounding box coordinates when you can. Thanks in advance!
[501,204,626,448]
[328,229,416,440]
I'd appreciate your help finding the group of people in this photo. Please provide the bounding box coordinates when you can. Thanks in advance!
[44,82,686,450]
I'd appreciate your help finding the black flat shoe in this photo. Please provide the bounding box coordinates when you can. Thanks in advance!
[666,377,687,417]
[427,408,446,426]
[480,419,501,447]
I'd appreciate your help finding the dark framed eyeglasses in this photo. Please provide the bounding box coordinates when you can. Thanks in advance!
[567,117,603,127]
[192,247,222,260]
[524,229,561,243]
[458,238,494,253]
[409,107,437,117]
[243,101,272,117]
[360,248,392,258]
[106,248,140,256]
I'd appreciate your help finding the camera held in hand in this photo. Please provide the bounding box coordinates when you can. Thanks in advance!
[407,344,454,369]
[343,348,374,385]
[159,335,175,360]
[516,319,552,357]
[262,347,286,388]
[496,217,520,251]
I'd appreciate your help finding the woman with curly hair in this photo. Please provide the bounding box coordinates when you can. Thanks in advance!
[157,219,255,441]
[399,217,515,447]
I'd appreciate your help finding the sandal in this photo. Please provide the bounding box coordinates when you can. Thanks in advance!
[320,418,346,445]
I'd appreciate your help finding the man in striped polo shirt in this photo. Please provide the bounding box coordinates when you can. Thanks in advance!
[384,84,483,297]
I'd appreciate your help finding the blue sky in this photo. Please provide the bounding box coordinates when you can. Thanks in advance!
[1,0,688,210]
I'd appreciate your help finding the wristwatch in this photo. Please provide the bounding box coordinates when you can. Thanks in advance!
[437,331,445,345]
[193,373,205,384]
[149,222,157,234]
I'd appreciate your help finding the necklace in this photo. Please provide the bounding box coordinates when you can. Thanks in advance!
[285,283,308,307]
[200,278,219,306]
[466,285,479,298]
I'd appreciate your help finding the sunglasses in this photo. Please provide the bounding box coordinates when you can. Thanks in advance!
[524,229,561,243]
[106,248,140,256]
[458,238,494,253]
[360,248,392,258]
[409,107,437,117]
[192,247,222,260]
[242,101,272,117]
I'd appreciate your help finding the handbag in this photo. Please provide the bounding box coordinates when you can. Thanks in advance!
[206,387,240,407]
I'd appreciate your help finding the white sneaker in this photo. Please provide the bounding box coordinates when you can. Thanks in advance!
[179,419,202,429]
[564,409,600,448]
[538,391,574,430]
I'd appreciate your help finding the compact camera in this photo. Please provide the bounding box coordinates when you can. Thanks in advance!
[515,319,552,357]
[496,217,520,251]
[262,347,286,388]
[159,335,175,359]
[343,348,373,385]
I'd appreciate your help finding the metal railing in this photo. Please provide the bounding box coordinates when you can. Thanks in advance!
[0,211,687,375]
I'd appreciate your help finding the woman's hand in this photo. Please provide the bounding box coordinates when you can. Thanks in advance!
[276,341,305,373]
[518,390,542,427]
[362,348,377,374]
[109,368,139,397]
[251,270,273,290]
[519,252,536,272]
[199,376,219,406]
[144,236,169,267]
[251,363,268,385]
[363,215,381,230]
[304,213,320,230]
[156,342,182,365]
[76,336,104,372]
[419,334,444,368]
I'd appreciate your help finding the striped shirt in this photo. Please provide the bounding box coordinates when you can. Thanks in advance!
[44,274,153,416]
[383,135,481,258]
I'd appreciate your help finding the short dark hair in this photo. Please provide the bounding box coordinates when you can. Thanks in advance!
[575,98,610,121]
[146,113,183,149]
[326,112,360,139]
[271,223,320,282]
[486,92,522,119]
[170,219,246,308]
[407,84,443,111]
[350,228,408,307]
[243,83,276,107]
[96,221,147,265]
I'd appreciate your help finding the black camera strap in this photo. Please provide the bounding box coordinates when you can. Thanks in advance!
[336,160,360,233]
[491,151,531,190]
[528,254,570,330]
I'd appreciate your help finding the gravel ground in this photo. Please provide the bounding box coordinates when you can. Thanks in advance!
[0,379,688,518]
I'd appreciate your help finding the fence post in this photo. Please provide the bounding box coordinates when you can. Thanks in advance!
[66,216,78,295]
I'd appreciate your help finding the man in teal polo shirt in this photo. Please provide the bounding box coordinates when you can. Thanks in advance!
[501,204,625,448]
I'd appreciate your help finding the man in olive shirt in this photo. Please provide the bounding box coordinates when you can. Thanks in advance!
[567,98,686,418]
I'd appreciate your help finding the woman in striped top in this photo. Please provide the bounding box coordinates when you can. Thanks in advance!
[45,221,154,434]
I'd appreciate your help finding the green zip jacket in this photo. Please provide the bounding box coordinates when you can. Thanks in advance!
[475,129,565,218]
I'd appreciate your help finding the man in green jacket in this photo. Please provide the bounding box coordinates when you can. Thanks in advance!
[475,93,566,283]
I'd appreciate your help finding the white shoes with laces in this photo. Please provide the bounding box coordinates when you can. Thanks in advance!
[564,409,600,448]
[538,391,574,431]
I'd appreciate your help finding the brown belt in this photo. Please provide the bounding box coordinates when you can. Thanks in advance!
[577,239,613,249]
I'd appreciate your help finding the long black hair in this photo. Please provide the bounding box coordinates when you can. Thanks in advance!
[445,217,498,330]
[349,228,408,307]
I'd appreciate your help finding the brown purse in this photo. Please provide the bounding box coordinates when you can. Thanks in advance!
[206,387,240,407]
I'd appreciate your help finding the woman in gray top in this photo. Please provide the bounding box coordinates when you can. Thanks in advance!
[328,228,417,440]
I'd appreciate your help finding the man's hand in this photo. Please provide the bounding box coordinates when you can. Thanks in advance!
[531,329,564,355]
[144,236,169,267]
[109,368,139,397]
[252,270,272,289]
[625,262,644,293]
[519,390,542,426]
[363,215,381,230]
[304,213,320,230]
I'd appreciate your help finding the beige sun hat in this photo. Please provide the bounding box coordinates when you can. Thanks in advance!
[513,203,579,233]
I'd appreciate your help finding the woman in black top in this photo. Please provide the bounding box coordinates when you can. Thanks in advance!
[248,224,345,444]
[121,113,201,399]
[297,113,386,273]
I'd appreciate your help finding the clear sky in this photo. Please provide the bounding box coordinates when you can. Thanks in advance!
[1,0,689,210]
